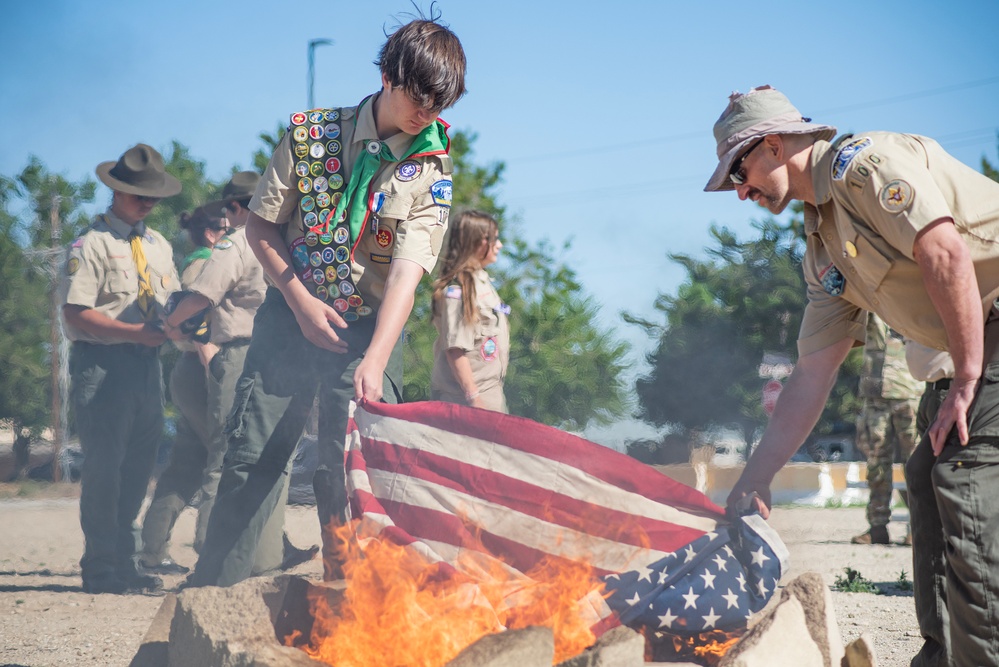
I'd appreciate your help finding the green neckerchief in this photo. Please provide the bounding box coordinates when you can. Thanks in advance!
[182,246,212,271]
[331,97,449,244]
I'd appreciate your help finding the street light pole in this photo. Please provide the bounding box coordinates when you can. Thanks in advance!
[308,38,333,109]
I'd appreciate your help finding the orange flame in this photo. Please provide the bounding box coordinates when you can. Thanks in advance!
[285,520,607,666]
[645,628,743,666]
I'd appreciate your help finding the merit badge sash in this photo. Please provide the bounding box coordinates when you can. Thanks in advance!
[287,108,371,321]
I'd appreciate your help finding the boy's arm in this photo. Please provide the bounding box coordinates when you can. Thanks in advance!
[245,212,348,353]
[353,258,424,402]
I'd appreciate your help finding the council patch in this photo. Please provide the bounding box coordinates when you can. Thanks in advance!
[831,136,873,181]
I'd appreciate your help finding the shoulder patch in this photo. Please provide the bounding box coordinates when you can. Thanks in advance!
[879,179,913,213]
[445,285,462,299]
[832,136,873,181]
[395,161,422,182]
[67,257,80,275]
[214,238,234,250]
[430,179,453,207]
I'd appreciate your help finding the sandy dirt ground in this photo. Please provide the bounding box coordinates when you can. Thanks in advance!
[0,482,924,667]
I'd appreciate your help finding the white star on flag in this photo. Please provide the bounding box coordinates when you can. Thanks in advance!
[756,578,769,597]
[700,570,717,589]
[658,568,669,584]
[682,587,700,609]
[627,592,641,606]
[712,554,728,572]
[722,588,741,609]
[684,544,697,563]
[702,607,721,629]
[736,571,746,591]
[658,608,678,629]
[751,547,770,567]
[636,565,653,582]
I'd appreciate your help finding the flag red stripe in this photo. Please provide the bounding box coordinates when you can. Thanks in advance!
[357,436,709,555]
[357,401,723,517]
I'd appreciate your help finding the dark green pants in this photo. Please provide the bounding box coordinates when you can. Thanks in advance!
[72,342,163,583]
[190,289,402,587]
[907,314,999,667]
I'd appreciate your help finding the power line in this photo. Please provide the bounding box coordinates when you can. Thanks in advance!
[516,76,999,165]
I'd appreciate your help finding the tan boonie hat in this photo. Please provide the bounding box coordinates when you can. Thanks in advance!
[704,85,837,192]
[203,171,261,215]
[95,143,182,197]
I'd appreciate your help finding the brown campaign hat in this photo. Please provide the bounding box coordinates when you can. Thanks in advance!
[95,144,182,197]
[203,171,261,215]
[704,85,837,192]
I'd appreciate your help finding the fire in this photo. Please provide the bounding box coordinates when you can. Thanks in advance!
[646,629,743,666]
[285,520,607,666]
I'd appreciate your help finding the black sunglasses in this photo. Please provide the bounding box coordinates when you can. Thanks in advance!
[729,137,766,186]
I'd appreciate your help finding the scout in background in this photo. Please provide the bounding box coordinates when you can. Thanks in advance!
[61,143,181,594]
[188,14,466,588]
[431,210,510,412]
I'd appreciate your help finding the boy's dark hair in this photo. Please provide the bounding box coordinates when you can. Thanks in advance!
[375,17,466,112]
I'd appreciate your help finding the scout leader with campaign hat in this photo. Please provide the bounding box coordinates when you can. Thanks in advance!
[707,84,999,667]
[61,143,182,594]
[189,15,465,589]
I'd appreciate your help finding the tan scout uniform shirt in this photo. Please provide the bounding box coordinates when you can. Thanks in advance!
[61,209,179,344]
[905,340,955,383]
[185,227,266,345]
[798,132,999,357]
[250,94,452,309]
[431,269,510,398]
[174,254,210,353]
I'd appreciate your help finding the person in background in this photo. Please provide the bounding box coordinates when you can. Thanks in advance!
[138,206,231,574]
[188,16,467,587]
[852,313,921,546]
[430,210,509,411]
[61,143,181,594]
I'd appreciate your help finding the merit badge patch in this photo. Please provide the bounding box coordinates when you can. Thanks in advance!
[831,137,873,181]
[445,285,462,299]
[291,112,307,126]
[396,161,422,182]
[67,257,79,275]
[214,238,233,250]
[819,263,846,296]
[879,179,913,213]
[480,336,499,362]
[293,126,308,143]
[430,179,453,207]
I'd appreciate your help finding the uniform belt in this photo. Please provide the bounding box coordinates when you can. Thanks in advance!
[927,378,951,391]
[220,337,251,349]
[73,341,159,357]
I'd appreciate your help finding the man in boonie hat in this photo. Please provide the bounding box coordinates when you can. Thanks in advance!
[709,85,999,667]
[60,143,181,594]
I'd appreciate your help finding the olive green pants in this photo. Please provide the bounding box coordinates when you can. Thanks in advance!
[907,314,999,667]
[140,344,288,572]
[72,342,164,583]
[190,289,402,587]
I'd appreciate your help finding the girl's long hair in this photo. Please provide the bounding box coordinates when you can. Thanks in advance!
[432,210,498,324]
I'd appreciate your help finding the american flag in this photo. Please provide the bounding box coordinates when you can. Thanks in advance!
[345,401,787,636]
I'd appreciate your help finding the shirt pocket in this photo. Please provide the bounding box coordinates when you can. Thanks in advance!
[378,191,413,222]
[845,231,894,291]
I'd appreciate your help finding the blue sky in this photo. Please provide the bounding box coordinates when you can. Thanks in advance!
[2,1,997,445]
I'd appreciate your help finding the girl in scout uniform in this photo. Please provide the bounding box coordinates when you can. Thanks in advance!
[431,210,510,412]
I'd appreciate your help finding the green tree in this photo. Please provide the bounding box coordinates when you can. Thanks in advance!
[984,135,999,183]
[402,131,630,430]
[630,218,861,456]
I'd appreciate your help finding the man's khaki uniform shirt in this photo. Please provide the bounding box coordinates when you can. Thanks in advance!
[61,209,179,344]
[798,132,999,356]
[431,269,510,398]
[186,227,266,345]
[250,94,452,309]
